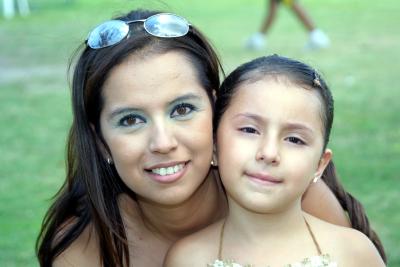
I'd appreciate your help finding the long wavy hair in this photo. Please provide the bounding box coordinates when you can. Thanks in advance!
[36,9,222,266]
[214,54,386,263]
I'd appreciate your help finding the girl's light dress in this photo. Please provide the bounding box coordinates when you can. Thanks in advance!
[208,218,337,267]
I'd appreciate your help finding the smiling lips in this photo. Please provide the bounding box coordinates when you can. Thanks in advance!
[146,161,188,183]
[245,171,283,185]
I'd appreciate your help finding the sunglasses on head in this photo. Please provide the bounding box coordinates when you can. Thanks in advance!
[86,13,191,49]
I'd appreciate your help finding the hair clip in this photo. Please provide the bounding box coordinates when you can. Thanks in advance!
[313,72,321,87]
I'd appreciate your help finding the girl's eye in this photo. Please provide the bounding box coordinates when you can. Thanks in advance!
[119,115,145,127]
[286,136,306,145]
[239,127,259,134]
[171,103,196,118]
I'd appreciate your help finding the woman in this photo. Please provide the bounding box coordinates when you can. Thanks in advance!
[36,9,384,267]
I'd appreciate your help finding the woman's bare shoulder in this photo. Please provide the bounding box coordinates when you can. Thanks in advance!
[302,179,351,227]
[164,220,223,267]
[305,214,385,267]
[53,223,100,267]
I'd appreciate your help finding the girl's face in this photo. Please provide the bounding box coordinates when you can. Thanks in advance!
[216,79,331,213]
[99,51,214,206]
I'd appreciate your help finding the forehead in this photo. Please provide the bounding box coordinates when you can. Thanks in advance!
[101,51,209,109]
[227,79,324,131]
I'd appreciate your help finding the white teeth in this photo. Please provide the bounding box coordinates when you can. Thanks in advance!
[151,164,184,176]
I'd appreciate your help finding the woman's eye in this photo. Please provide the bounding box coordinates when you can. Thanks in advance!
[286,136,306,145]
[171,103,196,118]
[119,115,145,127]
[239,127,259,134]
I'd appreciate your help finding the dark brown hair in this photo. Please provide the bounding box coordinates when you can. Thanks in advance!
[214,54,386,263]
[36,9,222,266]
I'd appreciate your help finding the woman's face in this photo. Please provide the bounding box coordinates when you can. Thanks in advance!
[99,51,214,206]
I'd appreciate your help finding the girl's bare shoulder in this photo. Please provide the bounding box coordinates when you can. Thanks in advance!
[164,219,223,267]
[305,213,385,267]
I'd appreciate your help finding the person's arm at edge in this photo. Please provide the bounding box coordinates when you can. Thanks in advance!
[302,179,351,227]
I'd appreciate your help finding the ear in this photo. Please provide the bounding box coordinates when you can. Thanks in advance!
[211,142,218,167]
[313,148,332,181]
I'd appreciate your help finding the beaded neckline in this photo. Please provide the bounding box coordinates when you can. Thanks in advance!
[208,254,337,267]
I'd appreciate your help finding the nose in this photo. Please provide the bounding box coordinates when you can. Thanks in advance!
[256,136,280,165]
[149,122,178,154]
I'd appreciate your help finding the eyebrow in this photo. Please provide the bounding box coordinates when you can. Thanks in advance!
[108,107,142,121]
[233,113,265,125]
[168,93,203,106]
[233,113,315,134]
[108,93,204,120]
[283,122,315,135]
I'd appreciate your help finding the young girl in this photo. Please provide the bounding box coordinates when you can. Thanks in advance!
[164,55,385,267]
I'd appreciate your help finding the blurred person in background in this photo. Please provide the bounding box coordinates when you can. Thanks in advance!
[246,0,330,51]
[2,0,30,19]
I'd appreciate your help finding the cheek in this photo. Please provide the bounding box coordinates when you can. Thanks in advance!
[216,128,253,173]
[176,112,214,164]
[218,138,242,165]
[191,114,213,145]
[110,138,142,161]
[287,151,321,182]
[104,134,147,181]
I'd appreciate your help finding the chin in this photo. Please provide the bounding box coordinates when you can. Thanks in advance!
[242,202,283,214]
[153,186,200,206]
[233,195,292,214]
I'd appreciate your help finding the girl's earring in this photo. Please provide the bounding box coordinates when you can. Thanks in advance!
[107,157,113,165]
[313,175,320,183]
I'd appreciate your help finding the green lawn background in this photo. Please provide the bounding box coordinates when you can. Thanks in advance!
[0,0,399,266]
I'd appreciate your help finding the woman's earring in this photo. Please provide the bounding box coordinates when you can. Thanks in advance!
[211,144,218,167]
[211,157,218,167]
[107,157,112,165]
[313,175,319,183]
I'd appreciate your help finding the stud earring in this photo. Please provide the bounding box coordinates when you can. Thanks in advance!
[211,157,218,166]
[107,157,112,164]
[313,176,319,183]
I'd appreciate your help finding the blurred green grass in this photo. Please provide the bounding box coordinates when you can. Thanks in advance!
[0,0,399,266]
